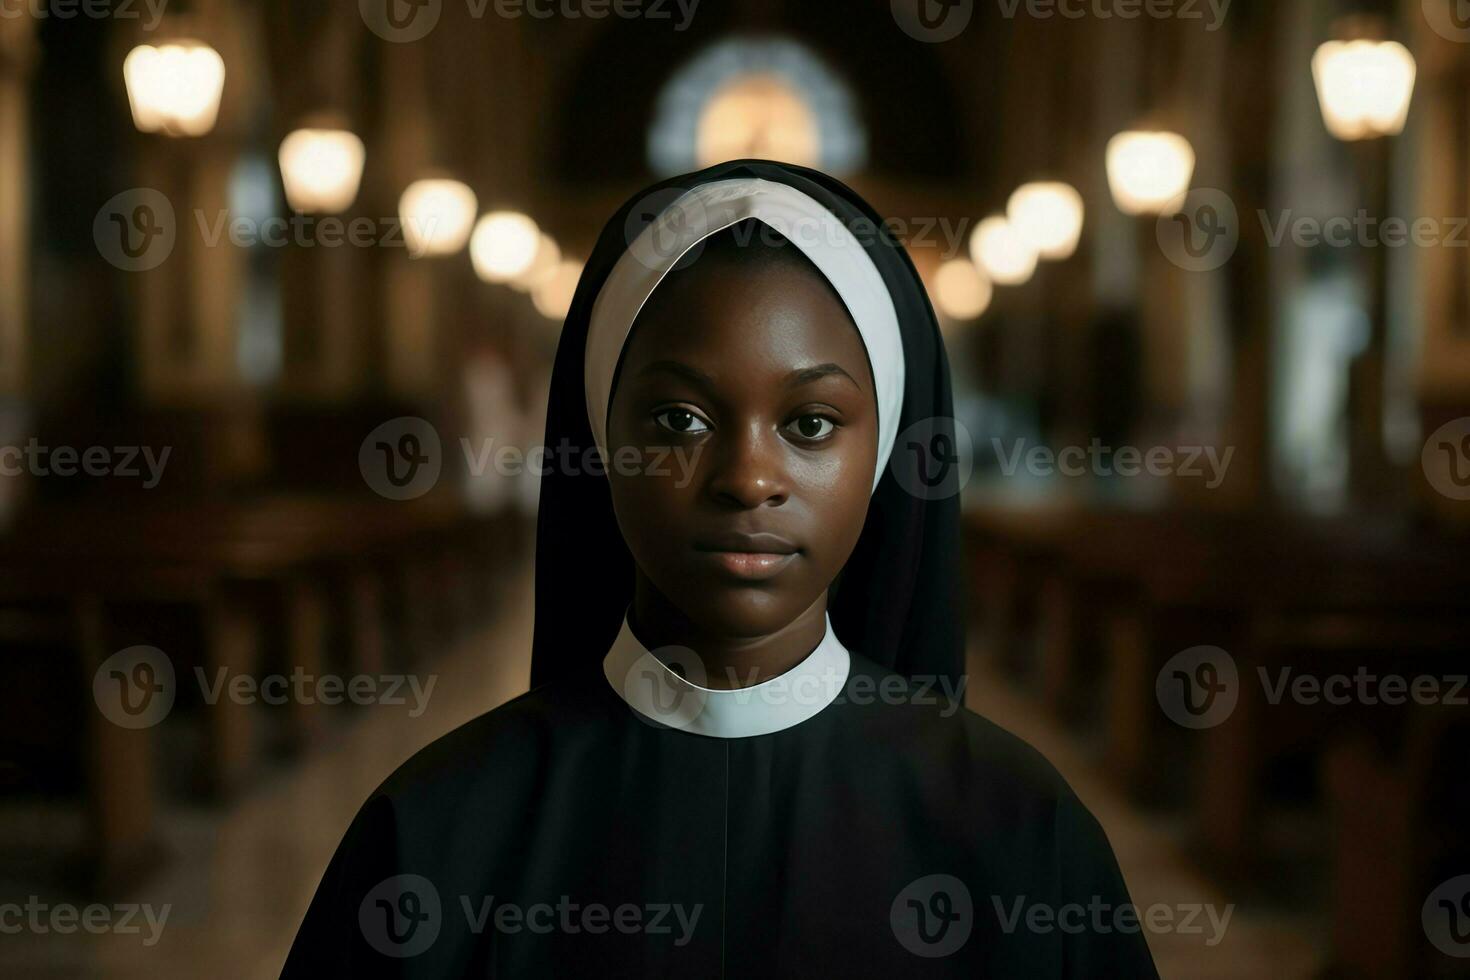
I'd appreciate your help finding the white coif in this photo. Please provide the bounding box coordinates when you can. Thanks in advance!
[584,178,906,494]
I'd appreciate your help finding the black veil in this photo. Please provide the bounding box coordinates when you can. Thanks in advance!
[529,159,965,690]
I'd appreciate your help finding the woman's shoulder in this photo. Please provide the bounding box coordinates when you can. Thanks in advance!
[839,651,1082,816]
[368,677,616,808]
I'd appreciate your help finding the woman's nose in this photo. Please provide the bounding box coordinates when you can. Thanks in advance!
[706,421,789,508]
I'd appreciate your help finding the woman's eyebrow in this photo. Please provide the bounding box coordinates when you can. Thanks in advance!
[786,363,862,390]
[636,359,714,388]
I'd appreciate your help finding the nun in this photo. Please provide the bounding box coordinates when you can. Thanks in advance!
[282,160,1160,978]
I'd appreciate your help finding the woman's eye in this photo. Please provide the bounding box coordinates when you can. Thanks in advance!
[785,415,836,441]
[653,407,710,434]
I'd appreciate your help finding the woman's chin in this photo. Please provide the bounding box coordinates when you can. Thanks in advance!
[676,588,813,643]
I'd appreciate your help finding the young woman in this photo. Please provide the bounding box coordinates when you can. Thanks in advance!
[282,160,1159,978]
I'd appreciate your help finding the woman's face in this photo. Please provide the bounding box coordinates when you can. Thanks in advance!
[605,251,878,639]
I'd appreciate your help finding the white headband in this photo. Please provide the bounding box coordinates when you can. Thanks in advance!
[584,178,905,493]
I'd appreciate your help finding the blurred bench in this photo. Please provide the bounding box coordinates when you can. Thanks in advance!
[0,492,514,889]
[965,502,1469,826]
[1325,708,1469,978]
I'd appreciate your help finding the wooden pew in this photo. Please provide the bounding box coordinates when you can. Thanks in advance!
[1325,708,1470,978]
[0,491,474,887]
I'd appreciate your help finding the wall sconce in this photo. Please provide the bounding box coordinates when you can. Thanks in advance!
[1007,182,1085,261]
[969,215,1038,286]
[399,178,477,257]
[123,40,226,137]
[469,211,541,283]
[278,126,365,214]
[1312,39,1416,141]
[1105,130,1195,216]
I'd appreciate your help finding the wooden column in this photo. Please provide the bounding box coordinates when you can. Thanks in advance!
[0,19,34,399]
[77,595,163,890]
[201,589,260,798]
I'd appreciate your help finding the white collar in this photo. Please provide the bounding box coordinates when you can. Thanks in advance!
[602,611,852,739]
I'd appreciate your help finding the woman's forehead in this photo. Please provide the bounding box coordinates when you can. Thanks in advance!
[622,258,872,385]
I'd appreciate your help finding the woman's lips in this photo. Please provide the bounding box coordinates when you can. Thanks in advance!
[697,550,798,581]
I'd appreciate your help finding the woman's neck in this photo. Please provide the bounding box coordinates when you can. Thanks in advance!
[628,578,829,690]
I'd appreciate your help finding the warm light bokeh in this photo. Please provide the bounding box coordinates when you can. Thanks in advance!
[1007,182,1085,261]
[470,211,541,283]
[399,178,478,257]
[278,128,365,214]
[933,258,993,321]
[533,259,583,320]
[969,215,1038,286]
[1105,130,1196,216]
[122,41,226,137]
[1311,40,1416,141]
[695,73,820,169]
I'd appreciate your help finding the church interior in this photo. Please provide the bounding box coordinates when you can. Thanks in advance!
[1,0,1468,976]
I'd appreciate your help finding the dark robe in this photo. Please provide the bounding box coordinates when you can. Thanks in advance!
[281,652,1159,978]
